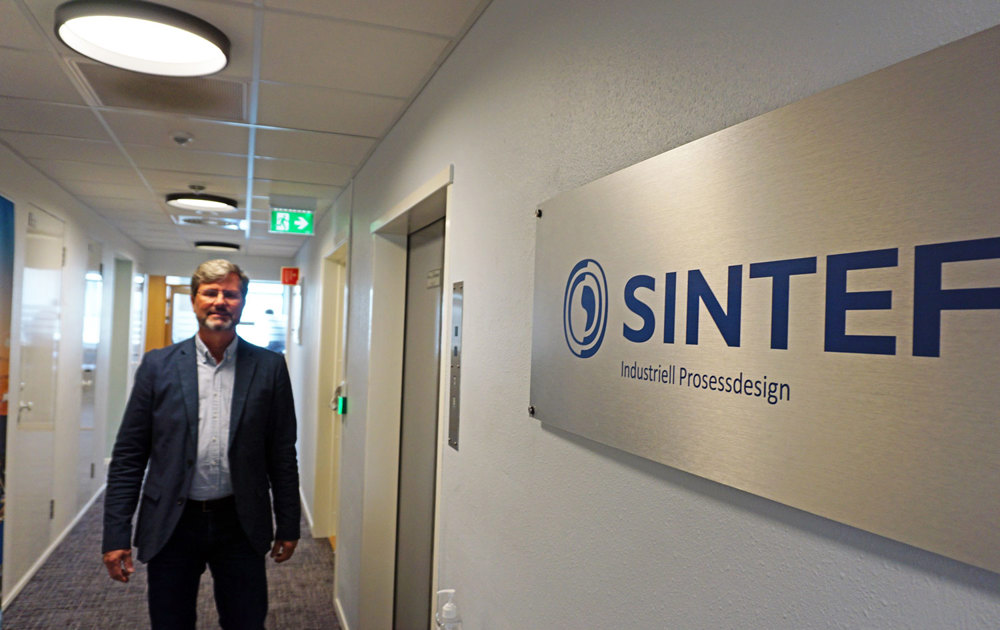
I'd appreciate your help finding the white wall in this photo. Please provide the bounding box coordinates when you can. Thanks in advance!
[1,143,144,601]
[298,1,1000,628]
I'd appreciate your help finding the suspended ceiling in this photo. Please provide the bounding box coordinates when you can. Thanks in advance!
[0,0,491,256]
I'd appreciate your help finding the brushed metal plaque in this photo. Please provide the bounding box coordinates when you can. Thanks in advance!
[530,27,1000,573]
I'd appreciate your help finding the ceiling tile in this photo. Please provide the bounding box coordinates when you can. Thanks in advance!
[252,178,341,202]
[180,225,246,240]
[29,158,138,183]
[126,146,248,177]
[0,0,51,50]
[139,238,188,251]
[264,0,487,38]
[80,63,246,120]
[0,132,127,166]
[116,220,178,234]
[261,12,449,97]
[101,111,250,154]
[0,49,85,104]
[125,224,178,233]
[254,157,353,187]
[258,83,404,137]
[95,209,167,226]
[249,222,307,243]
[0,97,107,138]
[141,169,246,198]
[79,196,164,216]
[60,180,151,200]
[255,128,374,165]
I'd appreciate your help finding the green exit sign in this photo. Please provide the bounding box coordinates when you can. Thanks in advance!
[270,209,314,235]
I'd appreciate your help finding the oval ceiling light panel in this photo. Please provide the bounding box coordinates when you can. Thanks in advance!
[166,192,239,212]
[55,0,230,77]
[194,241,240,252]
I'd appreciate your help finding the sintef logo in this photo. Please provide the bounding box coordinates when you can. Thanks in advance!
[559,236,1000,360]
[563,259,609,358]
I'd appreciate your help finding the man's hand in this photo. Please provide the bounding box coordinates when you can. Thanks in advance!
[103,549,135,582]
[270,539,298,563]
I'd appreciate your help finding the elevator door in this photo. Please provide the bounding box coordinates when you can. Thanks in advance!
[394,218,444,630]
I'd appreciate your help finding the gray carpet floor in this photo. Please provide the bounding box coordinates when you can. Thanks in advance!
[2,493,341,629]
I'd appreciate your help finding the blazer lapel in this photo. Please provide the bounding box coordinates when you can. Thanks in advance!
[177,338,199,455]
[230,338,256,445]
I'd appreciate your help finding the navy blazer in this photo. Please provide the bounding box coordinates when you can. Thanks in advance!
[102,336,300,563]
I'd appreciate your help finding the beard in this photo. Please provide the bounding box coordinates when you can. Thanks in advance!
[200,311,239,331]
[206,318,235,331]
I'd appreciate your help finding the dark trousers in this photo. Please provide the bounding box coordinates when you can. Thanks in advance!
[147,497,267,629]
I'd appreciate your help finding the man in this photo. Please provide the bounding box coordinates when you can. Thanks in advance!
[102,259,300,629]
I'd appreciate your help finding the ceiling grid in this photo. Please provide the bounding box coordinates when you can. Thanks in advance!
[0,0,492,256]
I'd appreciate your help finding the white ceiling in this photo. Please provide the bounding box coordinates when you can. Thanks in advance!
[0,0,491,257]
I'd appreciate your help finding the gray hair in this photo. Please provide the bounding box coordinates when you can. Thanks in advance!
[190,259,250,297]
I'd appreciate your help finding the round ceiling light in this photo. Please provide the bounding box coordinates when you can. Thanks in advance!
[166,188,238,213]
[55,0,230,77]
[195,241,240,252]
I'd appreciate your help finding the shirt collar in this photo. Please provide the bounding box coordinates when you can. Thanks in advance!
[194,334,239,366]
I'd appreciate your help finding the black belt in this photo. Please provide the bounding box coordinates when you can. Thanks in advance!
[185,495,235,512]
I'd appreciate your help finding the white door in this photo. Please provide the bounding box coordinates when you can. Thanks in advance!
[314,247,348,541]
[8,207,64,585]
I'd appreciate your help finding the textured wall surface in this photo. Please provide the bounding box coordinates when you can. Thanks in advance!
[298,1,1000,627]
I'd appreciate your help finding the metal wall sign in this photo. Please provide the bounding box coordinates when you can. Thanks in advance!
[530,26,1000,573]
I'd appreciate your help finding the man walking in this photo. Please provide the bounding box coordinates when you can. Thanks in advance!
[102,259,300,629]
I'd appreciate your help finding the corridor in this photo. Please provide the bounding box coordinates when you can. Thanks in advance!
[3,1,1000,627]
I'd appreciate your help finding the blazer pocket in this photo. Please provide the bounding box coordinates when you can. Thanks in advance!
[141,480,161,502]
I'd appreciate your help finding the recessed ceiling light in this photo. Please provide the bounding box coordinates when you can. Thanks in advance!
[167,186,238,212]
[194,241,240,252]
[55,0,230,77]
[174,215,246,231]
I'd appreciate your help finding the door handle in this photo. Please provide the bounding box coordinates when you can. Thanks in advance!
[16,400,33,423]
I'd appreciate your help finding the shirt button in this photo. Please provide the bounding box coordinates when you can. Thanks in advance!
[176,499,184,506]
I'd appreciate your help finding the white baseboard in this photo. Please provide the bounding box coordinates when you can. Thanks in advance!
[2,484,106,610]
[299,486,314,533]
[335,594,350,630]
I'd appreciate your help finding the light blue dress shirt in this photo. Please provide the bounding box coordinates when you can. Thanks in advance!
[189,334,237,500]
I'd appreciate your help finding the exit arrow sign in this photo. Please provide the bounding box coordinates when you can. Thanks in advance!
[270,209,314,235]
